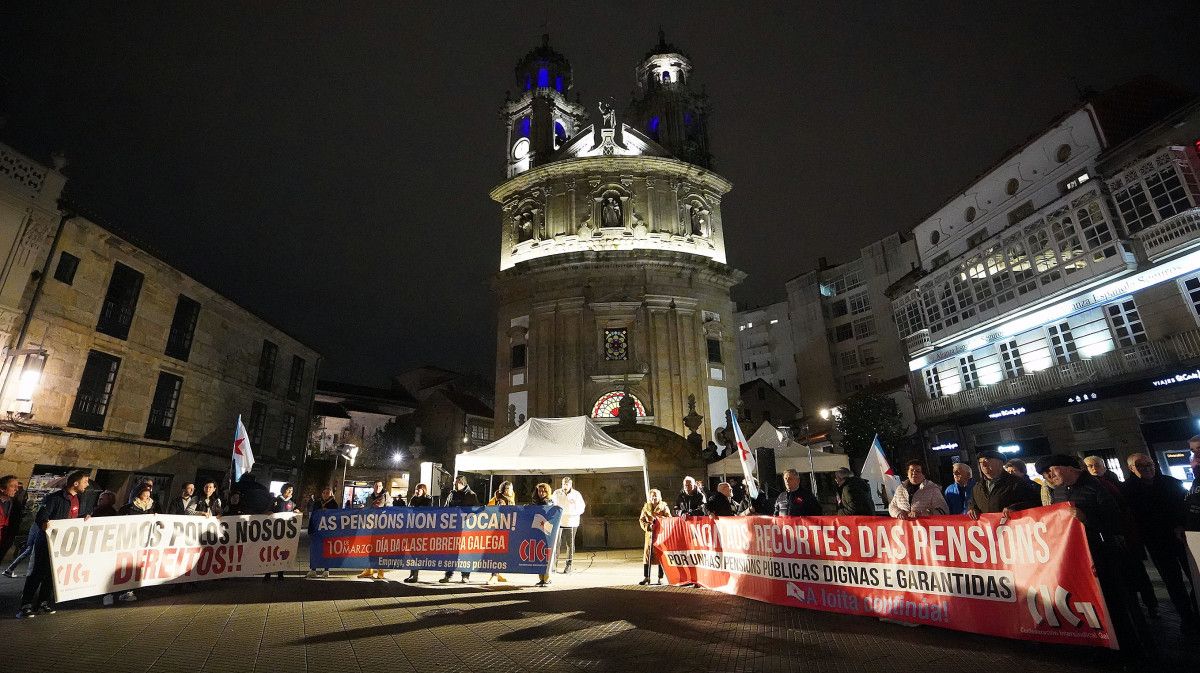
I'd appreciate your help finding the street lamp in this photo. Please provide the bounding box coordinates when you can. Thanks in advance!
[336,443,359,500]
[391,450,403,465]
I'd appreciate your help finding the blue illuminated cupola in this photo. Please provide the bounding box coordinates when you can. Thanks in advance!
[626,28,713,168]
[502,34,588,177]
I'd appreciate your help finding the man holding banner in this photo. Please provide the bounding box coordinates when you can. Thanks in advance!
[16,469,91,619]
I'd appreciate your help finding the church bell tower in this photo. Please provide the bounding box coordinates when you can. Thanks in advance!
[502,34,588,178]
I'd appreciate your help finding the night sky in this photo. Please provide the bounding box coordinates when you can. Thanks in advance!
[2,3,1197,386]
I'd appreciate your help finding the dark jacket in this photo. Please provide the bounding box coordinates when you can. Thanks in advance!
[195,495,224,516]
[165,495,198,516]
[774,486,822,517]
[391,495,407,507]
[445,487,479,507]
[119,499,159,516]
[675,489,706,516]
[1047,473,1121,543]
[706,492,736,516]
[233,477,275,515]
[1185,490,1200,532]
[310,496,339,511]
[836,476,875,516]
[968,471,1040,515]
[409,494,434,508]
[1120,474,1186,544]
[273,496,297,513]
[37,488,93,527]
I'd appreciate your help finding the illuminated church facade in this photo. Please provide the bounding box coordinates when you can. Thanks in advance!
[491,33,744,446]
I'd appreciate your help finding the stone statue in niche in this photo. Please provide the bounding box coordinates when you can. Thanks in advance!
[690,207,707,237]
[516,210,536,242]
[601,196,622,228]
[599,100,616,129]
[631,212,647,237]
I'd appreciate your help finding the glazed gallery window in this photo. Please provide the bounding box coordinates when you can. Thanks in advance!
[69,350,121,431]
[848,292,871,315]
[603,328,628,361]
[958,355,979,390]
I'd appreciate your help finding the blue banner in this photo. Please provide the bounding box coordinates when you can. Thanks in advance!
[308,505,562,574]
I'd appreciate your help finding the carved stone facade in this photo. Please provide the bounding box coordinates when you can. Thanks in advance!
[491,37,744,454]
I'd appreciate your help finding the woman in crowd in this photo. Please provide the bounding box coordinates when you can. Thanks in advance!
[404,483,434,583]
[195,480,223,517]
[120,483,159,516]
[358,490,389,580]
[307,486,340,579]
[115,483,157,602]
[266,483,300,580]
[486,481,516,585]
[638,488,671,585]
[531,482,554,587]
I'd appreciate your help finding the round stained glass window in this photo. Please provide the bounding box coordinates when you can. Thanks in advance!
[591,391,647,418]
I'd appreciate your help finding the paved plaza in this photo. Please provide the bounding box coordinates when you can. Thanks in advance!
[1,539,1194,672]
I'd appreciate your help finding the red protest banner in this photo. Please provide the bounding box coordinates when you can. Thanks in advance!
[653,503,1116,649]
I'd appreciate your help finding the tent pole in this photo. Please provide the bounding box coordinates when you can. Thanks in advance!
[642,457,651,500]
[488,474,494,497]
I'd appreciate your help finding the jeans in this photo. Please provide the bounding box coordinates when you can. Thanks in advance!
[20,538,53,608]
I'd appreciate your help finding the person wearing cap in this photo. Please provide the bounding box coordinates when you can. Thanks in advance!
[1036,453,1148,646]
[967,450,1040,520]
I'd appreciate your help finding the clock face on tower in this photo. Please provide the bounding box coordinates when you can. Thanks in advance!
[511,138,529,160]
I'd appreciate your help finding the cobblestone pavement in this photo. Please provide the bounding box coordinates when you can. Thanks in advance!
[1,545,1194,673]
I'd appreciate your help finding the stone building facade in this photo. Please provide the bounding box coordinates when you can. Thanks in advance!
[0,145,319,513]
[734,301,801,410]
[492,35,744,452]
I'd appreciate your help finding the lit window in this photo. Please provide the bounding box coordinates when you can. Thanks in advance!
[1105,299,1147,347]
[923,368,942,399]
[999,340,1024,378]
[958,355,979,390]
[1047,322,1078,365]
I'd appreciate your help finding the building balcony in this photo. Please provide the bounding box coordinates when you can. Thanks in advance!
[903,329,931,357]
[1132,207,1200,262]
[915,327,1200,422]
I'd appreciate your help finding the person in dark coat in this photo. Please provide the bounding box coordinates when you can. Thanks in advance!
[1037,454,1147,649]
[402,483,434,583]
[306,486,340,579]
[0,476,19,566]
[17,470,92,618]
[1084,456,1123,485]
[834,468,875,516]
[195,481,224,517]
[165,483,198,515]
[1120,453,1197,626]
[440,476,479,583]
[705,482,737,516]
[774,469,822,516]
[675,476,706,517]
[968,450,1041,520]
[232,473,274,515]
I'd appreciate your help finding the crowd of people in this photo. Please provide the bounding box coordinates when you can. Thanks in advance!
[4,443,1198,644]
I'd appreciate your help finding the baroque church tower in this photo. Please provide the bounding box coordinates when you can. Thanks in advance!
[492,33,744,452]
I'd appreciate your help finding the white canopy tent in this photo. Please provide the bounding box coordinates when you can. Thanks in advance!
[707,421,849,478]
[454,416,651,496]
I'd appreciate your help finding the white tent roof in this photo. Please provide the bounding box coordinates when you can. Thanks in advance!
[707,421,849,477]
[455,416,648,476]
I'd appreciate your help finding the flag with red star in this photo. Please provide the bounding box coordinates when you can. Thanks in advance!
[232,414,255,481]
[728,409,759,499]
